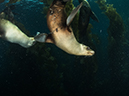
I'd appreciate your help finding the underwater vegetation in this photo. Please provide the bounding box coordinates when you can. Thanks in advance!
[0,0,5,3]
[6,0,21,5]
[40,0,98,95]
[39,0,52,6]
[96,0,125,43]
[0,0,99,95]
[66,1,99,95]
[95,0,107,10]
[3,0,128,95]
[96,0,128,94]
[41,0,53,16]
[3,14,66,95]
[0,0,21,6]
[105,4,125,43]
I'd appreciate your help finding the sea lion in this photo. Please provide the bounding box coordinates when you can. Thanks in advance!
[0,18,35,48]
[78,0,99,36]
[35,0,94,56]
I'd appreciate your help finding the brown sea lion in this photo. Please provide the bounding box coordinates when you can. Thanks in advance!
[35,0,95,56]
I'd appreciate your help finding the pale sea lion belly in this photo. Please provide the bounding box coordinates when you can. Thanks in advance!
[0,19,35,48]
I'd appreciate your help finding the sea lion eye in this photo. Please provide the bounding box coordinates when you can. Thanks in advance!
[86,46,91,50]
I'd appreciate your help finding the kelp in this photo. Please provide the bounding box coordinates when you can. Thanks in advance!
[42,6,49,16]
[39,0,53,6]
[0,0,21,6]
[70,1,98,95]
[41,0,53,16]
[0,0,5,3]
[105,4,125,42]
[96,0,125,43]
[96,0,127,93]
[95,0,107,10]
[6,0,21,6]
[86,24,100,44]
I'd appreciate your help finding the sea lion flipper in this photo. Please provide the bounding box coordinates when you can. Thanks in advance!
[34,33,54,43]
[66,2,83,26]
[34,33,48,42]
[90,11,99,22]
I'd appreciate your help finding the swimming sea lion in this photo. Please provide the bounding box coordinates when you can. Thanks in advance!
[0,18,35,48]
[35,0,94,56]
[78,0,99,36]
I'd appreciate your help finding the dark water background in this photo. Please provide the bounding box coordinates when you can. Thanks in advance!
[0,0,129,96]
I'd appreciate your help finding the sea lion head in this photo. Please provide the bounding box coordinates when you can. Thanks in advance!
[26,37,36,48]
[80,44,95,56]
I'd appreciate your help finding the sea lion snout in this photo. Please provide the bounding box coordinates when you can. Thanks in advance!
[87,50,95,56]
[80,44,95,56]
[27,37,36,47]
[85,46,95,56]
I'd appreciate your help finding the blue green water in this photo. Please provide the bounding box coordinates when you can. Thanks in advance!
[0,0,129,96]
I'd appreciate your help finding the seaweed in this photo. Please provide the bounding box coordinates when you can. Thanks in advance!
[0,0,5,3]
[96,0,125,43]
[41,0,53,16]
[86,24,100,44]
[5,0,21,6]
[68,1,99,95]
[39,0,53,6]
[95,0,107,10]
[105,4,125,42]
[96,0,127,93]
